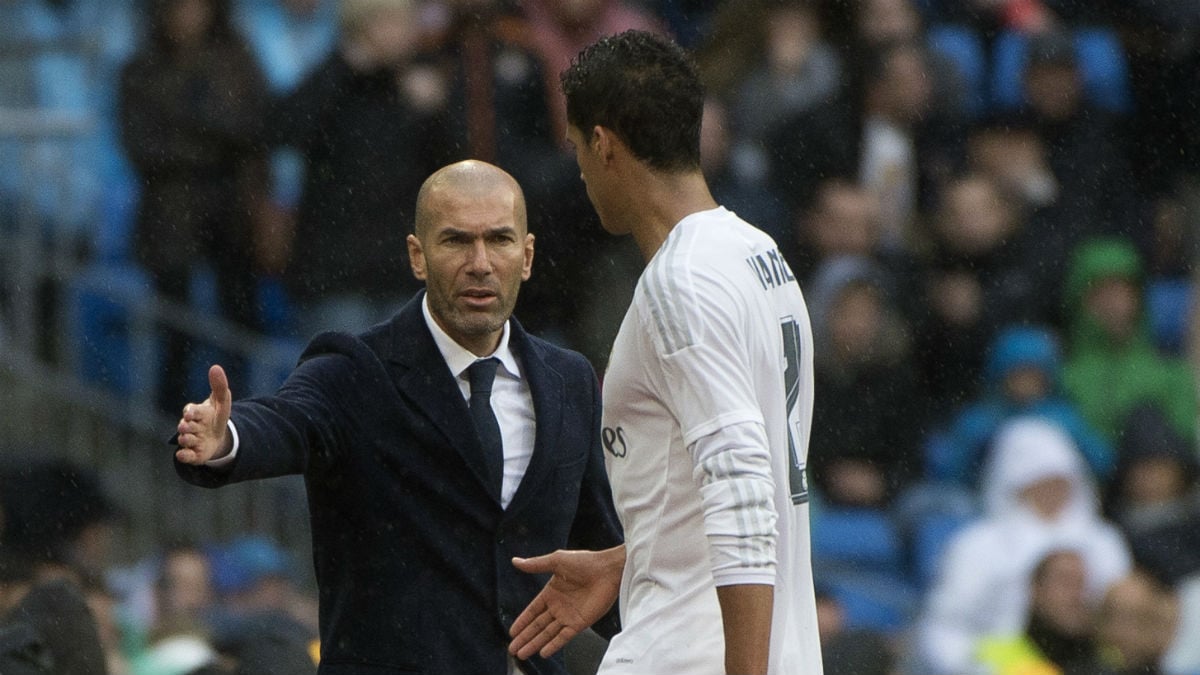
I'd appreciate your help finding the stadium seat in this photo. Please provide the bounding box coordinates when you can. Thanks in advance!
[910,510,975,589]
[990,27,1132,113]
[1146,277,1193,356]
[66,261,157,396]
[819,568,920,633]
[926,24,988,116]
[247,336,305,398]
[811,507,904,575]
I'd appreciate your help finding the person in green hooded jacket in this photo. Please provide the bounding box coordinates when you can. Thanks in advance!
[1061,237,1197,443]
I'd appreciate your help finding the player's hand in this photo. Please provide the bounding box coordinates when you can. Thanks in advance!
[175,365,234,465]
[508,545,625,660]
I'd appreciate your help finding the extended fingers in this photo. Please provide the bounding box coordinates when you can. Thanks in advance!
[538,625,579,659]
[510,612,565,660]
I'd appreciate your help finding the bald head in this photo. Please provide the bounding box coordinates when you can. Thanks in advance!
[415,160,527,239]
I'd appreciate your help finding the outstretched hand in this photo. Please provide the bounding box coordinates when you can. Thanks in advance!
[174,365,234,465]
[508,545,625,661]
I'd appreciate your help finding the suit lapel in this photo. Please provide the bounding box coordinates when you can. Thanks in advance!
[381,295,500,502]
[504,321,564,517]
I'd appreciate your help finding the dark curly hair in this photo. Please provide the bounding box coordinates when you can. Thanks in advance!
[560,30,704,172]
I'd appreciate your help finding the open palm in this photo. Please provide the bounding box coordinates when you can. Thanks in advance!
[508,546,624,660]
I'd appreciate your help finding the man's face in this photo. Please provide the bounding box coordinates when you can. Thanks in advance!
[408,186,534,353]
[1025,64,1081,121]
[1032,551,1092,637]
[877,49,931,124]
[1084,277,1140,343]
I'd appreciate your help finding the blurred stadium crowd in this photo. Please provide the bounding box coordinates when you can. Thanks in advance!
[1,0,1199,673]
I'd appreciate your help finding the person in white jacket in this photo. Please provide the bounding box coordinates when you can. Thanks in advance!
[915,416,1131,674]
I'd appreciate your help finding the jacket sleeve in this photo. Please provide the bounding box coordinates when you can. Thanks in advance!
[174,332,377,488]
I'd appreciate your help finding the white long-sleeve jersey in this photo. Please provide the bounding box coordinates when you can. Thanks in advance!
[598,207,824,674]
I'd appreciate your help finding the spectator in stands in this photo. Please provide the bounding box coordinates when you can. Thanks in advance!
[0,551,107,675]
[915,417,1131,674]
[768,39,951,246]
[207,536,316,636]
[233,0,338,279]
[966,117,1059,213]
[119,0,270,413]
[1018,29,1140,244]
[728,0,841,153]
[1061,237,1197,442]
[851,0,976,120]
[1164,572,1200,675]
[912,173,1050,412]
[422,0,587,341]
[926,325,1113,487]
[698,97,788,249]
[1097,571,1181,675]
[0,458,120,581]
[82,574,133,675]
[127,542,224,675]
[521,0,665,143]
[806,255,926,507]
[270,0,454,338]
[790,179,922,314]
[1105,405,1200,587]
[205,537,316,674]
[147,542,216,643]
[791,179,883,282]
[1120,1,1200,195]
[964,116,1079,302]
[974,549,1113,675]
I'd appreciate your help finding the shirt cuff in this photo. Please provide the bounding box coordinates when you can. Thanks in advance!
[204,419,240,468]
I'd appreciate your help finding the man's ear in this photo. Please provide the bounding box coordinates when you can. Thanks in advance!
[592,125,618,164]
[407,233,427,281]
[521,233,535,282]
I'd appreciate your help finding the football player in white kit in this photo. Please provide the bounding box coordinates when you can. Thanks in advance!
[507,30,823,675]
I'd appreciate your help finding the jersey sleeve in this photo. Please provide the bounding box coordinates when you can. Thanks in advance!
[644,263,779,585]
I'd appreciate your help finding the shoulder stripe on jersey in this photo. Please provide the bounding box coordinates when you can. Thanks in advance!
[646,230,695,353]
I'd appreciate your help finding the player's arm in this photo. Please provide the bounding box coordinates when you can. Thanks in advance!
[717,584,774,675]
[688,420,779,675]
[655,273,783,674]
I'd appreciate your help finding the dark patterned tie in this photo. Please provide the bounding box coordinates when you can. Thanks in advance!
[467,358,503,496]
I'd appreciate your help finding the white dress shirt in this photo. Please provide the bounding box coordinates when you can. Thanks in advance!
[211,298,537,510]
[420,297,536,510]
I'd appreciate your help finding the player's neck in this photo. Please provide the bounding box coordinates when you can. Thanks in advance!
[625,169,717,262]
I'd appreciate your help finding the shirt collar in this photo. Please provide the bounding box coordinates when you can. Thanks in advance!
[422,295,522,380]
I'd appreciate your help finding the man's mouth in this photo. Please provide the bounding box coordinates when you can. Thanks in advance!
[460,288,498,307]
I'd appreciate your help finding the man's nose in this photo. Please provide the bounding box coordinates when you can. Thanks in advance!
[466,240,492,274]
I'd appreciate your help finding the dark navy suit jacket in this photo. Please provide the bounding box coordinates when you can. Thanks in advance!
[176,294,622,674]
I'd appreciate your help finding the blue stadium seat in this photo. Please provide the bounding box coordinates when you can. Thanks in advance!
[247,336,305,398]
[1075,28,1133,113]
[1146,278,1193,356]
[910,510,974,589]
[819,569,920,633]
[66,261,158,395]
[927,24,988,116]
[990,28,1132,113]
[811,507,904,574]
